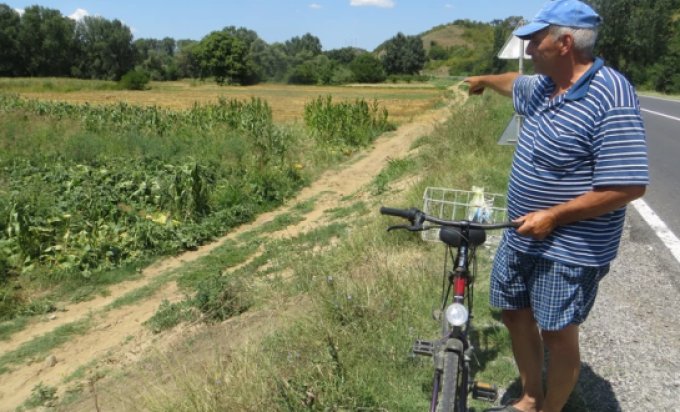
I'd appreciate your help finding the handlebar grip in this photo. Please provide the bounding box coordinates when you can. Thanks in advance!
[380,206,419,220]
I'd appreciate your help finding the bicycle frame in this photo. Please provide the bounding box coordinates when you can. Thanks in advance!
[380,206,516,412]
[430,225,476,412]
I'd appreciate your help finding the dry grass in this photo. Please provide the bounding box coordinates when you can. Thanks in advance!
[18,81,445,125]
[421,25,470,51]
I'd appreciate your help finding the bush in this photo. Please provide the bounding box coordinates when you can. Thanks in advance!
[386,74,430,83]
[349,54,386,83]
[192,273,251,322]
[119,69,151,90]
[144,299,194,333]
[287,62,318,85]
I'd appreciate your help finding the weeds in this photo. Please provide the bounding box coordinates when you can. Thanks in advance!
[58,93,515,411]
[0,318,92,374]
[192,273,251,322]
[22,382,58,409]
[144,300,194,333]
[304,95,394,147]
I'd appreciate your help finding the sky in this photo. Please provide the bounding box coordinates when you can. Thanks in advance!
[6,0,548,51]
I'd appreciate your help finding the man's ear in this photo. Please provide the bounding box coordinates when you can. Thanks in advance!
[559,34,574,56]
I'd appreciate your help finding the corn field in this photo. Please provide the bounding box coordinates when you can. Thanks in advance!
[304,95,394,147]
[0,92,393,320]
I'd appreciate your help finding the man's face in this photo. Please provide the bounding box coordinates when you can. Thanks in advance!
[525,28,564,76]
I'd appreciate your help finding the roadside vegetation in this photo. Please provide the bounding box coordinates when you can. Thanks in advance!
[0,89,395,328]
[47,92,586,411]
[5,86,595,412]
[2,0,675,408]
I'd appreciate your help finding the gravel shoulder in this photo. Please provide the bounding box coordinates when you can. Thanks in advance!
[577,206,680,411]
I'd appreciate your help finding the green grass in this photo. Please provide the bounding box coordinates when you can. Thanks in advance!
[429,76,465,89]
[0,318,92,375]
[37,91,597,411]
[59,259,152,303]
[119,93,519,411]
[371,156,417,194]
[0,260,151,343]
[0,77,120,93]
[104,272,175,311]
[324,201,369,220]
[144,299,194,333]
[175,239,261,289]
[638,90,680,100]
[0,316,29,341]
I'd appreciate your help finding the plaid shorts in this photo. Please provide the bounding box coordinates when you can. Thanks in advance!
[490,238,610,331]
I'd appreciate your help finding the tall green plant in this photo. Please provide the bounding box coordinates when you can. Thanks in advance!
[304,96,392,147]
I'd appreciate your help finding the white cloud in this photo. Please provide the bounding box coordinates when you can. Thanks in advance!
[309,3,322,9]
[445,4,454,9]
[14,8,24,16]
[350,0,395,8]
[68,8,89,21]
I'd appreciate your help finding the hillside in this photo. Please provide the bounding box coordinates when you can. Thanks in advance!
[419,24,470,51]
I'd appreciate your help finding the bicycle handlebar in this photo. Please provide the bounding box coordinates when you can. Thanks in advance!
[380,206,520,231]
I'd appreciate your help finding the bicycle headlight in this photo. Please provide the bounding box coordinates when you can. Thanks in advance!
[445,303,469,326]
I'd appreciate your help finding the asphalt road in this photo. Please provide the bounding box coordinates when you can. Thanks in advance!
[639,95,680,235]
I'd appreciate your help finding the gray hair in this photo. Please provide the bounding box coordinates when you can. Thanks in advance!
[549,25,598,58]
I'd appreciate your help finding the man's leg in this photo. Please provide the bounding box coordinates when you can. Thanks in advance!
[502,308,544,412]
[540,324,580,412]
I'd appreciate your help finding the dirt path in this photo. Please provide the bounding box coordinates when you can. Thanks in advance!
[0,85,466,411]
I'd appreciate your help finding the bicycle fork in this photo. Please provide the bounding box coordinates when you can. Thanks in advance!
[413,336,465,412]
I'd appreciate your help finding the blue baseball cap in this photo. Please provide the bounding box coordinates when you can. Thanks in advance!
[513,0,602,39]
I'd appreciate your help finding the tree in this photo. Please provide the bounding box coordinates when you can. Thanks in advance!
[17,5,77,76]
[326,47,364,65]
[134,37,178,80]
[489,17,523,74]
[251,41,289,82]
[349,53,386,83]
[0,5,20,75]
[381,32,426,75]
[196,31,258,85]
[221,26,261,49]
[284,33,323,60]
[428,42,450,61]
[644,16,680,93]
[175,39,201,78]
[590,0,678,84]
[75,16,135,80]
[220,27,280,82]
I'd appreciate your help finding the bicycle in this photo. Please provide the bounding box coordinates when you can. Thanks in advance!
[380,204,517,412]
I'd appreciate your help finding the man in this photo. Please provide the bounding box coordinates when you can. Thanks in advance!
[464,1,649,411]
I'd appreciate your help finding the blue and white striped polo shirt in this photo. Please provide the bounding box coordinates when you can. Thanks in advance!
[506,57,649,267]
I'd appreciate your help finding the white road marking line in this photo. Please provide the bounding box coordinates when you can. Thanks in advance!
[639,95,680,103]
[631,198,680,264]
[640,108,680,122]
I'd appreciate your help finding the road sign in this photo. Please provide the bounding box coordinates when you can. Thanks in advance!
[498,114,523,145]
[498,35,530,60]
[497,34,528,145]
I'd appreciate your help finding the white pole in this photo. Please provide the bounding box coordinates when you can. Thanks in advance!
[518,39,524,74]
[517,33,525,138]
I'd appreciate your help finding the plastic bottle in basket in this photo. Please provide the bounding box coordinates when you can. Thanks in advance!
[468,186,493,223]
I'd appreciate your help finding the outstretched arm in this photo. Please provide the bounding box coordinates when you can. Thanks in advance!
[464,72,520,97]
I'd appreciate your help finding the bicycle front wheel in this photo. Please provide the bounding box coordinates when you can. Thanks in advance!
[437,349,464,412]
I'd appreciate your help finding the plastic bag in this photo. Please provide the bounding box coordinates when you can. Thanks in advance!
[468,186,492,223]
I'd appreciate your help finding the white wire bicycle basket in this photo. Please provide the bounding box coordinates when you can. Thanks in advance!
[421,187,508,242]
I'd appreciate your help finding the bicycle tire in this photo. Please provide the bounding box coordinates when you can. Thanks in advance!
[437,349,461,412]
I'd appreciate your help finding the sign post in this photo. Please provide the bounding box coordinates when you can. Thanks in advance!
[496,29,529,145]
